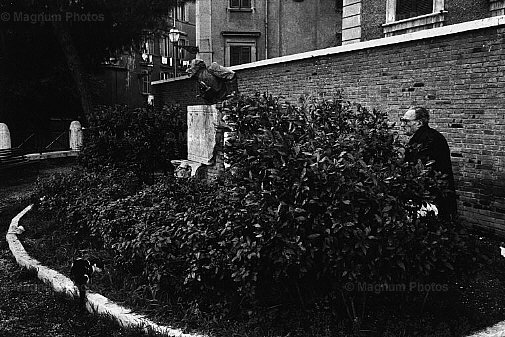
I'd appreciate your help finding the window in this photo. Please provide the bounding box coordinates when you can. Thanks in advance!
[171,3,188,21]
[230,0,251,9]
[178,39,186,61]
[385,0,444,23]
[230,45,251,66]
[177,4,187,21]
[160,36,169,58]
[383,0,445,37]
[160,71,171,80]
[396,0,432,21]
[223,35,257,66]
[141,70,151,94]
[142,35,155,55]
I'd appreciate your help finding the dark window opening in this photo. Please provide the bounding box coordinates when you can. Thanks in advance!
[230,45,251,66]
[396,0,433,20]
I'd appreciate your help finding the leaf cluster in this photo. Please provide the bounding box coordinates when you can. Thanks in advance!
[79,104,186,183]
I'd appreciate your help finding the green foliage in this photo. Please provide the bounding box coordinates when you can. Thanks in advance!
[35,167,142,246]
[79,105,186,183]
[223,93,473,287]
[35,94,480,324]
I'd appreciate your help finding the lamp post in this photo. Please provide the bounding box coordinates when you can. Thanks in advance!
[168,28,181,77]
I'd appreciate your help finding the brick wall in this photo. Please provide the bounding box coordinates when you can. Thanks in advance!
[153,19,505,233]
[233,23,505,233]
[153,77,205,110]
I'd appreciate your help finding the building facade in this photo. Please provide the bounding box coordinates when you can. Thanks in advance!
[195,0,343,67]
[194,0,505,67]
[96,2,197,108]
[344,0,495,43]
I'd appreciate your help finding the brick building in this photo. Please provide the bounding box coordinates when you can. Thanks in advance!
[153,1,505,234]
[95,2,197,108]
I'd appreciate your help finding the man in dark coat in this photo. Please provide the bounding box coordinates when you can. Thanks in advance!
[401,106,457,219]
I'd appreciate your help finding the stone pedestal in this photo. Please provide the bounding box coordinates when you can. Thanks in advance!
[171,105,225,178]
[69,121,83,150]
[187,105,221,165]
[0,123,11,149]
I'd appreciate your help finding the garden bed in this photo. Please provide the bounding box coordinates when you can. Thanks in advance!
[18,182,505,337]
[0,164,152,337]
[16,96,505,337]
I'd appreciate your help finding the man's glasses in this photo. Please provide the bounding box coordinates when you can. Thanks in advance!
[400,118,417,125]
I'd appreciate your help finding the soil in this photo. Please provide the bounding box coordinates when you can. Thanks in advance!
[0,161,146,337]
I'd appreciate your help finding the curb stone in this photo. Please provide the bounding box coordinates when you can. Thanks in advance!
[6,204,208,337]
[467,322,505,337]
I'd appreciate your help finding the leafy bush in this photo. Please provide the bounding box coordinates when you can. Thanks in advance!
[35,94,481,324]
[79,104,186,183]
[35,167,142,247]
[221,93,477,304]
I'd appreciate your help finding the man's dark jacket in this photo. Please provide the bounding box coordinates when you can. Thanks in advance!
[405,125,457,218]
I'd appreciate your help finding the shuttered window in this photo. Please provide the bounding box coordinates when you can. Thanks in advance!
[396,0,433,20]
[230,45,251,66]
[141,70,151,94]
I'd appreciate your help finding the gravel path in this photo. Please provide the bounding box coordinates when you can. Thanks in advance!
[0,162,143,337]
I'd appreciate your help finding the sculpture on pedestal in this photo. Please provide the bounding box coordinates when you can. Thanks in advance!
[186,59,237,104]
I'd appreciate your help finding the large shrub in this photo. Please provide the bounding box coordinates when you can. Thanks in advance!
[79,104,186,182]
[221,93,476,300]
[35,94,480,323]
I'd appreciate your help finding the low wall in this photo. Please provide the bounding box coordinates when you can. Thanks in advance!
[152,16,505,233]
[152,77,204,111]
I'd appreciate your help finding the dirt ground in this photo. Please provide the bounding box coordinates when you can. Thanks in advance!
[0,161,144,337]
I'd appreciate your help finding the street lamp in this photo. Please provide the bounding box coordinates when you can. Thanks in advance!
[168,28,181,77]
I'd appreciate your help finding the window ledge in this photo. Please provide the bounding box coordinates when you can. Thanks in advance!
[383,11,447,37]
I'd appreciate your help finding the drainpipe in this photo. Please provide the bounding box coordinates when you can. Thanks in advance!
[265,0,268,59]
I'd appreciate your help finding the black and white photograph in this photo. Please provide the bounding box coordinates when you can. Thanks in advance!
[1,0,505,336]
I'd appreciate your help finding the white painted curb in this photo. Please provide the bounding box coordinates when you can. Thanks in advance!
[6,204,209,337]
[25,150,79,161]
[467,322,505,337]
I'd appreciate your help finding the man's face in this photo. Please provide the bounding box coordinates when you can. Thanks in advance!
[400,109,421,136]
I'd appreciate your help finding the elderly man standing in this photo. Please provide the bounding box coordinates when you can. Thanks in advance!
[400,106,457,219]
